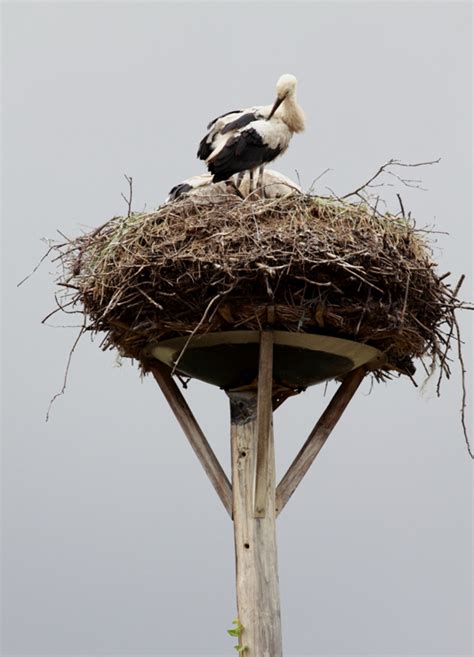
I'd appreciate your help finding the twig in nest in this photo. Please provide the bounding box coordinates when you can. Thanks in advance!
[121,174,133,217]
[341,158,441,200]
[171,292,224,375]
[46,323,86,422]
[452,274,466,298]
[453,315,473,459]
[17,243,57,287]
[386,170,426,191]
[307,167,332,193]
[42,297,77,324]
[438,272,451,282]
[396,193,406,219]
[436,275,466,397]
[400,272,411,325]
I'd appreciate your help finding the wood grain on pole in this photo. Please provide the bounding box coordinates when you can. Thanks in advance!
[276,366,365,516]
[229,391,282,657]
[254,331,274,518]
[148,361,232,517]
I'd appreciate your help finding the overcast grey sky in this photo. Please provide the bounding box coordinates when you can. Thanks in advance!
[2,2,472,656]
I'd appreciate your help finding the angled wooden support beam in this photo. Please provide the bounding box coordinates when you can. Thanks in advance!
[253,330,274,518]
[148,361,232,517]
[275,366,366,516]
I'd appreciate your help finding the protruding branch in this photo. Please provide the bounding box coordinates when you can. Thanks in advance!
[341,158,441,200]
[121,174,133,217]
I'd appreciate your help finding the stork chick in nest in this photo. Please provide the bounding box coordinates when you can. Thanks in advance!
[166,169,302,203]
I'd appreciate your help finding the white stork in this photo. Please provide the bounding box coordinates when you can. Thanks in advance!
[197,74,305,192]
[166,169,302,203]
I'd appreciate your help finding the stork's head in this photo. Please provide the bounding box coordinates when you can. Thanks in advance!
[276,74,297,97]
[268,74,298,119]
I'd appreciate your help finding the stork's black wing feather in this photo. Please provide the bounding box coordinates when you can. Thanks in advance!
[206,109,243,130]
[220,111,262,134]
[208,128,282,183]
[199,110,263,161]
[198,109,245,160]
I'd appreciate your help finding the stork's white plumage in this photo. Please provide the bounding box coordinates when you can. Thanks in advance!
[166,169,302,203]
[197,74,305,189]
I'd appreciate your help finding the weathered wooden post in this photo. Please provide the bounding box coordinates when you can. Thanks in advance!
[145,330,382,656]
[229,390,281,655]
[228,332,282,655]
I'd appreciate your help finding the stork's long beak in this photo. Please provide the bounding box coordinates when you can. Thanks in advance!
[267,96,284,120]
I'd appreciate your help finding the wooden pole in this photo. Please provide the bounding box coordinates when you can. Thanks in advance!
[276,366,365,516]
[229,392,282,657]
[228,329,282,657]
[148,361,232,517]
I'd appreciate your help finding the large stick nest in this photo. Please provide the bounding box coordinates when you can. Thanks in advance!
[54,193,467,381]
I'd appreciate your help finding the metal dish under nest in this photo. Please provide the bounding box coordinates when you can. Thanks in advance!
[144,330,384,390]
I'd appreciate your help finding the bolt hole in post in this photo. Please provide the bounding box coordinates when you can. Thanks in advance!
[240,451,247,458]
[244,543,250,550]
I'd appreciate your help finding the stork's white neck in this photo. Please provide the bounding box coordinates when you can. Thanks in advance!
[276,92,305,133]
